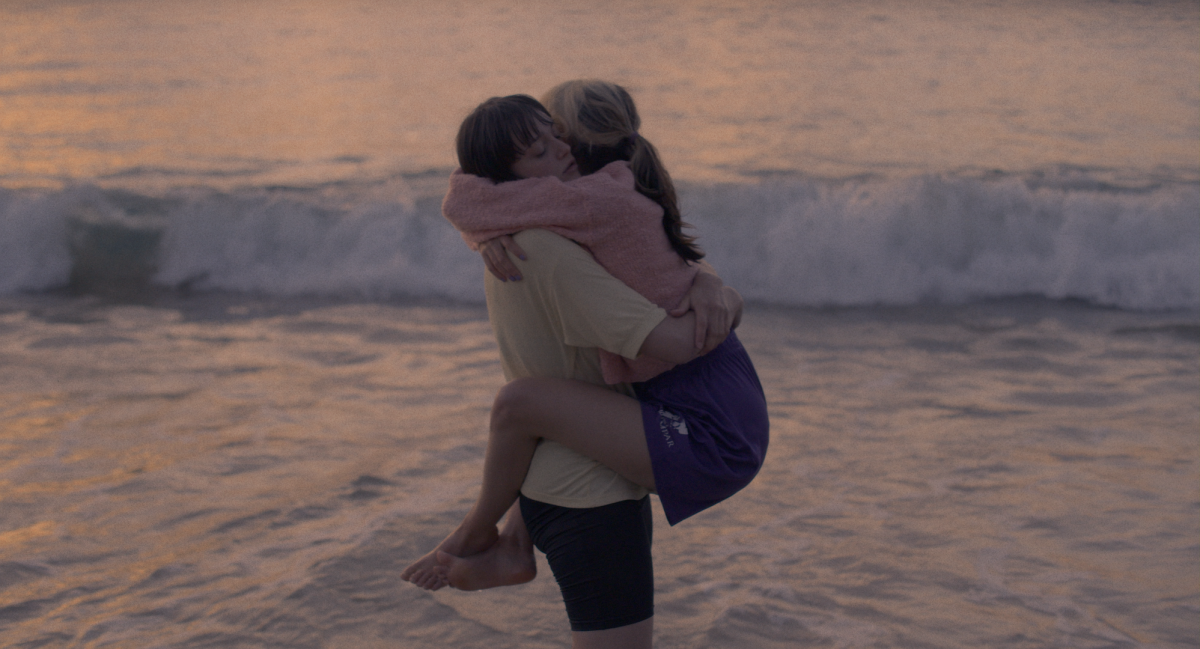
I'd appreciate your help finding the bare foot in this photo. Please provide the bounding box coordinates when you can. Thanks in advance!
[405,563,448,591]
[401,522,499,591]
[435,530,536,591]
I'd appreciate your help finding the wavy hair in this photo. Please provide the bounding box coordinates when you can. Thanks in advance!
[542,80,704,262]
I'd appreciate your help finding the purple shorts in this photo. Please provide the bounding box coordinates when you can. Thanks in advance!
[635,331,769,525]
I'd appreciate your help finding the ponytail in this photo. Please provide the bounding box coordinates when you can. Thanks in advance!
[628,135,703,262]
[543,80,704,262]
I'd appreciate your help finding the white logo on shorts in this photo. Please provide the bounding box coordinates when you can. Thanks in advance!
[658,408,688,448]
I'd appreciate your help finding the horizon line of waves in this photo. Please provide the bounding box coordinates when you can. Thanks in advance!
[685,174,1199,311]
[0,174,1196,311]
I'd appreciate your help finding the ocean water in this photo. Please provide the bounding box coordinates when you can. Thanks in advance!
[0,0,1197,310]
[1,295,1196,648]
[0,0,1197,647]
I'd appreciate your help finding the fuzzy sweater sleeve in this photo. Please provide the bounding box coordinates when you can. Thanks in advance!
[441,162,700,384]
[441,162,645,251]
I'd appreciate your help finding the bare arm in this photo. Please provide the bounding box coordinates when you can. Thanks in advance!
[639,285,743,364]
[669,262,742,353]
[490,232,744,361]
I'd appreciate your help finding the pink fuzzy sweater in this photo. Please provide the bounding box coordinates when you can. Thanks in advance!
[442,161,699,384]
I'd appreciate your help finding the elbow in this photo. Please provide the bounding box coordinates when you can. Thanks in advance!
[637,333,700,366]
[660,346,701,366]
[637,349,696,367]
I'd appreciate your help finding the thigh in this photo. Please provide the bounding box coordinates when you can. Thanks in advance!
[519,495,654,633]
[499,377,655,490]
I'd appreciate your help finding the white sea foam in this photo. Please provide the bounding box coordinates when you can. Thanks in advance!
[152,184,483,303]
[686,174,1200,310]
[0,189,73,294]
[1,174,1196,311]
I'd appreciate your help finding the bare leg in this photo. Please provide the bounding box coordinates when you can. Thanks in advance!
[483,377,656,490]
[573,617,653,649]
[435,500,536,590]
[402,377,653,589]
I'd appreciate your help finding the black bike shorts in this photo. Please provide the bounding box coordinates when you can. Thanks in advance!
[519,494,654,632]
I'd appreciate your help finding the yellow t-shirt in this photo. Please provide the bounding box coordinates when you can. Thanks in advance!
[485,229,666,508]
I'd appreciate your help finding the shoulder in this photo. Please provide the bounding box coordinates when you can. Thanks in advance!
[511,230,632,295]
[511,229,590,262]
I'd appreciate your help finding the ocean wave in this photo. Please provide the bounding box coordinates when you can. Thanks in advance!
[1,173,1196,310]
[683,173,1200,310]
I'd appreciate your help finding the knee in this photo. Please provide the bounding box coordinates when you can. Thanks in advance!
[491,378,542,432]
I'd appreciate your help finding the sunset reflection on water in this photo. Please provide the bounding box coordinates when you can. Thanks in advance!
[1,0,1195,189]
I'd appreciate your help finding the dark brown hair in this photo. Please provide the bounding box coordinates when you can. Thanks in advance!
[456,95,554,183]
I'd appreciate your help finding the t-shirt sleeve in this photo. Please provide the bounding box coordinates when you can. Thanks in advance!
[530,231,666,359]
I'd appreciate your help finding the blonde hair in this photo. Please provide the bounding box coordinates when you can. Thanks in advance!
[542,80,703,262]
